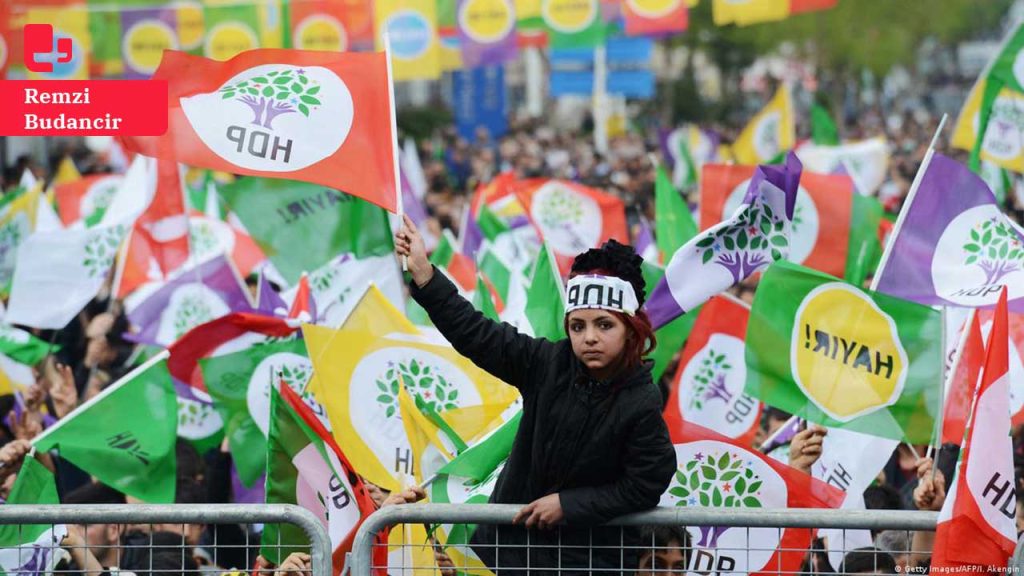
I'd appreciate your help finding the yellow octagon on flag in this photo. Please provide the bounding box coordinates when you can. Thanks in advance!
[791,283,908,421]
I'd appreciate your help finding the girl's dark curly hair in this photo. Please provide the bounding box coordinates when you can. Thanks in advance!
[569,239,647,307]
[566,239,655,369]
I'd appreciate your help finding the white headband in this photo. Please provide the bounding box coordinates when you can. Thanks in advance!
[565,275,640,316]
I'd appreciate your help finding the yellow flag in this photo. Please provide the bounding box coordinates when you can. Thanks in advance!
[53,157,82,186]
[712,0,789,26]
[305,324,518,491]
[952,77,1024,173]
[732,84,794,165]
[22,7,91,80]
[397,383,455,484]
[439,35,464,72]
[375,0,441,81]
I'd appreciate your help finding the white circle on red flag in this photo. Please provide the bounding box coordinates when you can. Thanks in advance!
[181,64,353,173]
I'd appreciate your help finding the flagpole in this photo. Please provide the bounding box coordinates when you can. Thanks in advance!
[926,307,955,463]
[383,31,407,272]
[30,349,171,450]
[869,114,948,291]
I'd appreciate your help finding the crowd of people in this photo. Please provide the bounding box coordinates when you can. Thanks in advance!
[0,79,1022,575]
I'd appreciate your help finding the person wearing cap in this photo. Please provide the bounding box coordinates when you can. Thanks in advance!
[396,215,676,575]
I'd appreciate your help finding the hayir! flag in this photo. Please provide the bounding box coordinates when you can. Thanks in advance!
[32,352,178,503]
[874,153,1024,312]
[645,153,801,329]
[932,289,1017,572]
[745,261,943,444]
[121,49,399,212]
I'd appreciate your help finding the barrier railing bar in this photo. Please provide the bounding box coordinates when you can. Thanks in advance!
[0,504,331,576]
[349,504,939,576]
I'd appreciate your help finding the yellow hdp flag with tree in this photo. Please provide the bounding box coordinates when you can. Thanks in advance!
[712,0,789,26]
[305,324,518,491]
[375,0,441,81]
[732,84,795,165]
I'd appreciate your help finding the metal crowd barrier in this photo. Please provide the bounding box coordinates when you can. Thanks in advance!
[0,503,331,575]
[350,504,949,576]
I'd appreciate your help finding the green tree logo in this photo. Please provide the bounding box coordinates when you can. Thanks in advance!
[689,349,734,411]
[536,187,589,251]
[83,225,125,279]
[189,220,221,257]
[375,358,460,419]
[667,449,764,548]
[219,68,323,130]
[962,216,1024,286]
[178,397,217,430]
[695,195,789,283]
[172,294,216,339]
[0,217,26,286]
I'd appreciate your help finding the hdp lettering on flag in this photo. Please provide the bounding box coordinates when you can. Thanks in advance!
[121,49,399,212]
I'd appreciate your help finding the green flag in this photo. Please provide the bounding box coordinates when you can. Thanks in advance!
[262,386,365,568]
[0,325,54,366]
[810,103,840,146]
[219,178,393,285]
[544,3,606,49]
[843,194,884,287]
[477,248,512,303]
[524,244,565,341]
[745,261,942,444]
[970,22,1024,170]
[0,455,66,575]
[654,165,698,261]
[201,338,313,487]
[473,274,500,322]
[0,456,58,544]
[33,353,178,503]
[477,203,510,242]
[437,409,520,481]
[642,260,698,383]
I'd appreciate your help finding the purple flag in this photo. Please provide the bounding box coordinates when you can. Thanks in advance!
[120,7,177,79]
[256,270,288,316]
[645,153,802,329]
[874,153,1024,311]
[759,416,805,455]
[457,0,518,68]
[127,255,255,347]
[635,218,658,263]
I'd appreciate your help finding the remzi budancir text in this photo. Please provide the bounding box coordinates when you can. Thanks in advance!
[22,87,124,131]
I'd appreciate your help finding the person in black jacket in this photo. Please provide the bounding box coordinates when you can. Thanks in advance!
[395,215,677,575]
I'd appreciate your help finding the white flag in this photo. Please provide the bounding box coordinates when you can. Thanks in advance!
[7,225,127,329]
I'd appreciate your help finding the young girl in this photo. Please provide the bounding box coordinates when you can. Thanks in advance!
[396,216,676,574]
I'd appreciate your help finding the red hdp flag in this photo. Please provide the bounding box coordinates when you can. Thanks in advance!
[942,311,984,445]
[513,179,628,276]
[789,0,838,14]
[53,174,123,226]
[665,295,761,447]
[167,312,298,393]
[121,49,398,212]
[933,289,1017,573]
[975,307,1024,427]
[700,164,852,277]
[134,159,190,276]
[469,172,518,216]
[663,421,844,576]
[622,0,688,37]
[287,273,316,322]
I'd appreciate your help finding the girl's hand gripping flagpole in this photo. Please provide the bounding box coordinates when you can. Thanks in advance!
[383,31,407,272]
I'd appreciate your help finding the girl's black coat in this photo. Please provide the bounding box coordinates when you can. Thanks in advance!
[411,268,677,574]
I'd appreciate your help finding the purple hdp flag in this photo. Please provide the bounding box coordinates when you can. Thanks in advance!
[635,218,658,262]
[457,0,518,68]
[127,254,255,347]
[645,153,802,329]
[874,153,1024,311]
